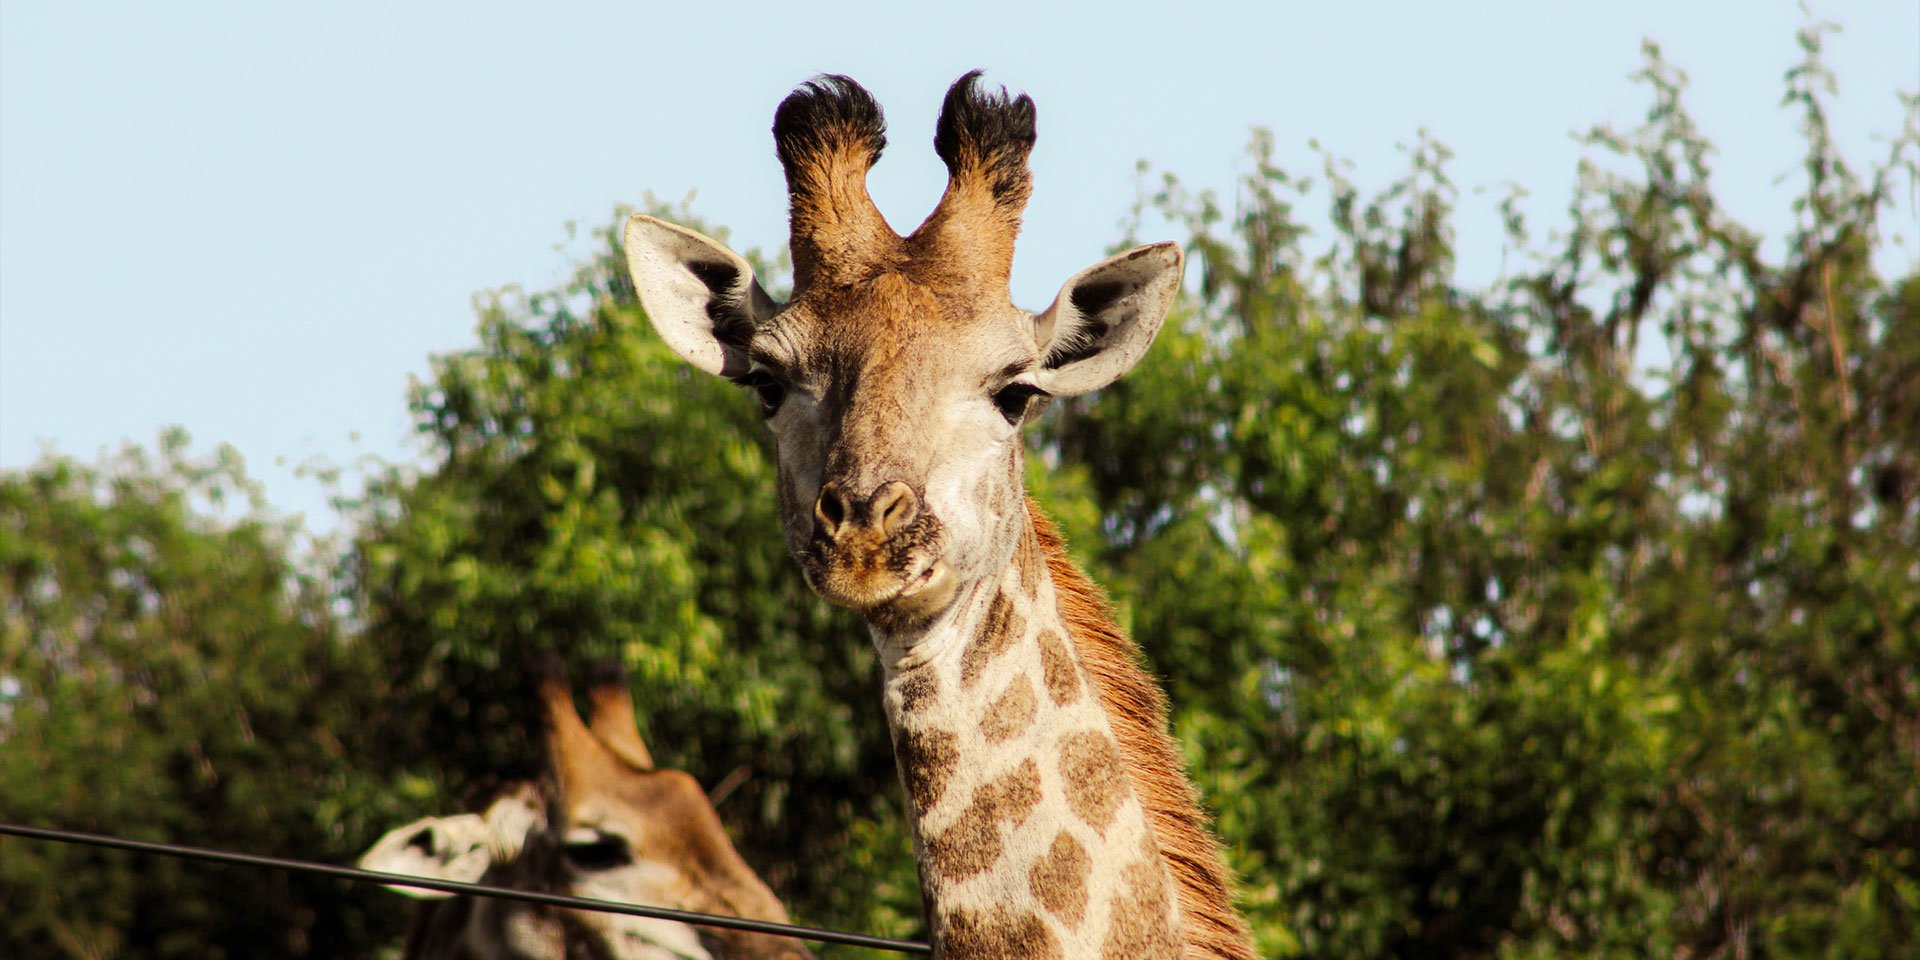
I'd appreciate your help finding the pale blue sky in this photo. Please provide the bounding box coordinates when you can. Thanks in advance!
[3,1,1914,529]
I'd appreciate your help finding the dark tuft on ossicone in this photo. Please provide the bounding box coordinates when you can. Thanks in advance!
[524,650,569,686]
[933,70,1037,202]
[772,74,888,176]
[582,657,629,691]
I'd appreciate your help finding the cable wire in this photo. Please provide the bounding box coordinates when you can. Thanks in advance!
[0,821,929,955]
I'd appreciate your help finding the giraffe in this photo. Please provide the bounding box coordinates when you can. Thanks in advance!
[358,659,814,960]
[620,73,1258,960]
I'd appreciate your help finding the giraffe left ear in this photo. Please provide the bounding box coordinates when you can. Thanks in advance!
[1032,242,1184,397]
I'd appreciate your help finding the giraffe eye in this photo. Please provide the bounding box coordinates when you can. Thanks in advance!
[739,369,787,418]
[561,830,632,871]
[991,382,1048,425]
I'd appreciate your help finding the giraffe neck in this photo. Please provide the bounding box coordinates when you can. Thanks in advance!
[874,514,1185,958]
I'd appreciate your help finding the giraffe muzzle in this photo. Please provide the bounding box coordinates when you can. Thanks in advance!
[802,480,955,619]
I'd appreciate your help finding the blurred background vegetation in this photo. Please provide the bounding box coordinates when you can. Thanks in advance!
[3,29,1916,959]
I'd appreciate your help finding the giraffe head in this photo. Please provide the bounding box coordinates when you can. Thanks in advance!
[359,659,811,959]
[624,73,1182,632]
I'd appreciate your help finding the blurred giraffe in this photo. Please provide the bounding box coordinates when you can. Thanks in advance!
[359,659,813,960]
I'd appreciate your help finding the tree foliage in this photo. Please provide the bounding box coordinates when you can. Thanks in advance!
[1054,30,1919,957]
[0,431,417,959]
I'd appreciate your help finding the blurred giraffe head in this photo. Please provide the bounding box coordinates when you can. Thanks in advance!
[359,659,812,959]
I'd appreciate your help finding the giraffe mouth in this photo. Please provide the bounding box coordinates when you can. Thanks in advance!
[800,525,956,623]
[881,560,958,617]
[806,554,954,611]
[842,561,957,635]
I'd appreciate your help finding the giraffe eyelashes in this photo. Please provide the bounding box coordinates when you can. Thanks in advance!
[739,369,788,418]
[992,382,1049,425]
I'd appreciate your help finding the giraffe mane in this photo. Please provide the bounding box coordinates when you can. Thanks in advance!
[1030,503,1259,960]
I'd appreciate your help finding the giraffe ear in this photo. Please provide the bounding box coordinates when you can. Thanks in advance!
[624,214,782,378]
[356,789,543,899]
[1032,242,1184,397]
[357,813,498,899]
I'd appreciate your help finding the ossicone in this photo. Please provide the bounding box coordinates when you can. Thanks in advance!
[772,74,889,176]
[909,70,1038,289]
[772,74,900,291]
[932,69,1037,205]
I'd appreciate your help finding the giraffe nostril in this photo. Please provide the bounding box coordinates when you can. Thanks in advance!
[871,481,919,536]
[815,483,849,536]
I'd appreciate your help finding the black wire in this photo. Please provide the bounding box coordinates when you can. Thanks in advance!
[0,822,929,955]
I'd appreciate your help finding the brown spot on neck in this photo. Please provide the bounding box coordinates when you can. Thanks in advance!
[1036,629,1082,705]
[893,727,959,815]
[1058,730,1127,834]
[1029,831,1092,928]
[960,587,1022,689]
[1101,851,1183,958]
[941,905,1061,960]
[979,677,1038,743]
[897,671,939,715]
[1016,516,1047,595]
[923,759,1042,881]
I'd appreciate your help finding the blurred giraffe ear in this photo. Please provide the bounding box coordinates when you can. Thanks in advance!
[358,790,543,899]
[585,658,654,771]
[1032,242,1184,397]
[624,214,781,379]
[358,814,497,898]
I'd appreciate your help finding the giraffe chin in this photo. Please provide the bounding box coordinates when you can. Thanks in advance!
[806,557,957,628]
[869,561,959,628]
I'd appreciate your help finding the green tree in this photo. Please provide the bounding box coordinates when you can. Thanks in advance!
[1048,26,1918,958]
[0,431,420,959]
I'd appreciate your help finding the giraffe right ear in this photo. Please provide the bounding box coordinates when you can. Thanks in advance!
[623,214,781,378]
